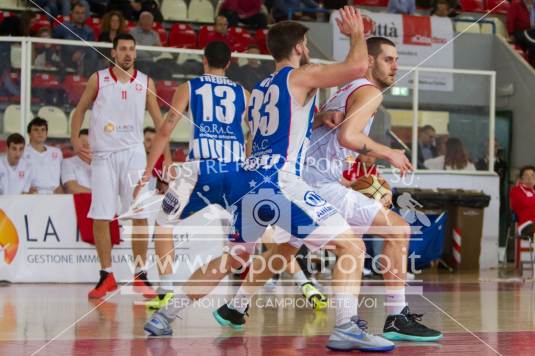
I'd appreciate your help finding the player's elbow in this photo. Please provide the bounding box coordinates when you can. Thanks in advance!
[337,129,356,150]
[346,60,368,80]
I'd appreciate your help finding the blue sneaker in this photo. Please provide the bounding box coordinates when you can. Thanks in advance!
[327,316,395,352]
[144,311,173,336]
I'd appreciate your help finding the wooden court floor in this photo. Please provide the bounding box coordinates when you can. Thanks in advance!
[1,270,534,355]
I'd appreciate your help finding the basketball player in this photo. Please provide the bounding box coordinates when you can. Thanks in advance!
[71,33,164,299]
[0,133,36,195]
[61,129,91,193]
[209,7,395,352]
[304,36,442,342]
[134,41,326,313]
[24,117,63,194]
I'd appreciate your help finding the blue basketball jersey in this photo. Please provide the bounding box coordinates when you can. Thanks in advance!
[187,74,246,162]
[247,66,317,176]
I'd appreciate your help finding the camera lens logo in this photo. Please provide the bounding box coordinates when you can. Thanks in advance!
[253,200,280,227]
[304,191,326,207]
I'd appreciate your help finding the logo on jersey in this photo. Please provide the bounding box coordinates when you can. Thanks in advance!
[304,191,326,207]
[52,151,59,159]
[18,171,25,179]
[104,76,111,82]
[162,191,181,217]
[135,84,143,91]
[104,122,116,133]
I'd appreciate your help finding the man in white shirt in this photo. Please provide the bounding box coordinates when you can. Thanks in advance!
[24,117,63,194]
[0,133,37,195]
[62,129,91,193]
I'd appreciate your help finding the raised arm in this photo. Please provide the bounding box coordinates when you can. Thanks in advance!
[291,6,368,90]
[71,73,97,163]
[337,86,413,174]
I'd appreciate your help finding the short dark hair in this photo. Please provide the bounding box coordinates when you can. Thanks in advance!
[420,124,436,133]
[267,21,309,62]
[71,1,85,11]
[27,117,48,133]
[143,127,156,134]
[7,133,25,147]
[436,0,450,6]
[366,37,396,58]
[204,41,231,69]
[79,129,89,136]
[520,165,535,179]
[113,33,136,49]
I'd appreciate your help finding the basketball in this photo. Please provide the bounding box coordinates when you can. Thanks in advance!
[351,175,392,201]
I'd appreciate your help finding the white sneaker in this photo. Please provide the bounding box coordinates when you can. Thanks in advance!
[327,316,395,352]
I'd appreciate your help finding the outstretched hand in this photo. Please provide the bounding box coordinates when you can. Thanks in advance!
[335,6,364,37]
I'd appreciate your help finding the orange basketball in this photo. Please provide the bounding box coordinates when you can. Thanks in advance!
[351,175,392,201]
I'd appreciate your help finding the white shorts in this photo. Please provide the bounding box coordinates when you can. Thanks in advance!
[270,181,383,249]
[88,145,149,220]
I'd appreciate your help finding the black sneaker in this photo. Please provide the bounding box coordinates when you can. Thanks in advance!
[383,306,443,342]
[212,304,248,330]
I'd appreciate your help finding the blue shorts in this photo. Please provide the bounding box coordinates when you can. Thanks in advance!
[156,160,240,226]
[225,167,350,251]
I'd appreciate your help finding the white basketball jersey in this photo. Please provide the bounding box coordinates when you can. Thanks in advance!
[23,144,62,193]
[305,78,376,184]
[0,155,34,195]
[90,68,148,153]
[61,155,91,188]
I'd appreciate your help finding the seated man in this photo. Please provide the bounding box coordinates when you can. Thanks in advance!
[0,133,37,195]
[510,165,535,236]
[24,117,63,194]
[61,129,91,193]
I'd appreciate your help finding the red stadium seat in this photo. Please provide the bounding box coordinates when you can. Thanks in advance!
[30,18,51,35]
[460,0,485,12]
[168,24,197,48]
[155,27,168,45]
[229,27,253,52]
[156,80,178,108]
[0,139,6,154]
[85,17,101,39]
[63,75,88,106]
[32,73,61,89]
[485,0,510,14]
[255,29,268,54]
[198,25,216,48]
[173,148,187,162]
[53,15,70,27]
[353,0,389,7]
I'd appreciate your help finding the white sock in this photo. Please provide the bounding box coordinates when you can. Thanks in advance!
[134,267,145,275]
[293,270,309,286]
[227,286,251,314]
[161,287,191,319]
[102,267,112,273]
[385,287,406,315]
[160,274,174,291]
[334,294,358,326]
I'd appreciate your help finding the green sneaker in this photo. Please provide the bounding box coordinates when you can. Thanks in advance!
[301,282,328,311]
[146,289,174,311]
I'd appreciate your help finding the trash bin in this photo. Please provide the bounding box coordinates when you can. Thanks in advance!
[438,189,491,271]
[392,188,449,270]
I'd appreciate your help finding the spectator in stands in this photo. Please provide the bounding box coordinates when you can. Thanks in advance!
[0,134,37,195]
[33,27,62,69]
[52,1,98,76]
[507,0,535,64]
[99,11,126,43]
[228,44,272,90]
[387,0,416,15]
[0,16,22,98]
[219,0,268,28]
[107,0,163,22]
[88,0,110,17]
[24,118,63,194]
[272,0,319,22]
[424,137,476,170]
[510,165,535,236]
[432,0,451,16]
[129,11,161,61]
[34,0,71,17]
[61,129,91,193]
[417,125,438,168]
[210,15,237,50]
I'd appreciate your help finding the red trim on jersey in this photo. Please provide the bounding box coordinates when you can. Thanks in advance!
[93,71,99,102]
[108,67,117,82]
[130,69,138,83]
[343,83,377,115]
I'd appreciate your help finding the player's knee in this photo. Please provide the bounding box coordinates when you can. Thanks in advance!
[335,232,366,259]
